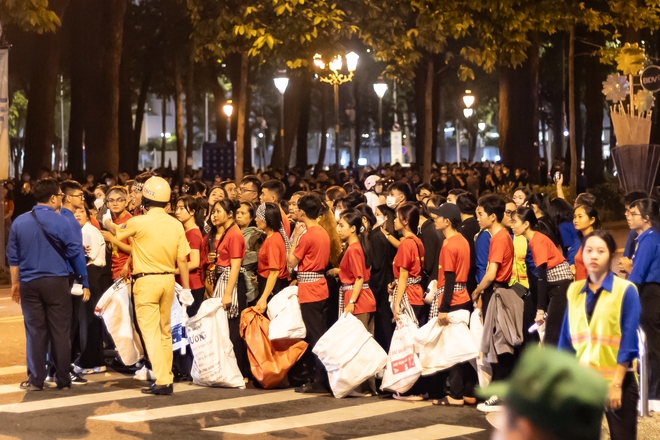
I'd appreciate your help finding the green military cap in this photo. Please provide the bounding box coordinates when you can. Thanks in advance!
[478,346,608,440]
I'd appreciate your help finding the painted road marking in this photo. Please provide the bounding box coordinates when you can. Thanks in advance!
[0,366,25,376]
[0,371,130,395]
[205,400,432,435]
[0,382,202,413]
[352,423,484,439]
[91,389,319,423]
[0,316,23,324]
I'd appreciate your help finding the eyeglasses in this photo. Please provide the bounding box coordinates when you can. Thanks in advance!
[238,187,256,193]
[55,193,65,198]
[68,193,85,199]
[505,210,516,216]
[107,198,126,204]
[625,211,642,217]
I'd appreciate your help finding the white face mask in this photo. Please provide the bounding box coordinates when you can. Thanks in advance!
[334,210,341,221]
[386,195,398,208]
[375,215,386,228]
[94,198,104,210]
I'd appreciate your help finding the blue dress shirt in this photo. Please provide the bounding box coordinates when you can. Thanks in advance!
[475,229,491,284]
[628,227,660,286]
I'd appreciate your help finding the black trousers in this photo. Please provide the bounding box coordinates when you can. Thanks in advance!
[640,282,660,399]
[76,265,110,368]
[21,276,72,388]
[605,372,639,440]
[543,280,571,346]
[374,287,394,353]
[289,299,328,388]
[256,275,289,304]
[227,276,249,378]
[171,286,206,378]
[447,361,477,400]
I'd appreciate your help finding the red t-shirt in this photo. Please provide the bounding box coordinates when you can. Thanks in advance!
[574,244,587,281]
[437,234,471,306]
[339,242,376,315]
[258,232,288,279]
[110,212,132,279]
[529,231,565,269]
[176,228,204,290]
[393,235,425,305]
[489,228,514,283]
[214,224,245,267]
[294,225,330,303]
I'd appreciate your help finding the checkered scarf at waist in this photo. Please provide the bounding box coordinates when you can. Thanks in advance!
[297,271,324,284]
[213,265,243,319]
[389,277,420,326]
[338,282,370,316]
[547,261,574,283]
[429,283,467,319]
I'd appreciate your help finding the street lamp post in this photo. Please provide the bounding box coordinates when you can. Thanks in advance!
[273,71,289,166]
[313,52,359,170]
[373,78,388,166]
[460,90,475,162]
[223,100,233,142]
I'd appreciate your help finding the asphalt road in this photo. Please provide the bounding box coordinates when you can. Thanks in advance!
[0,223,636,439]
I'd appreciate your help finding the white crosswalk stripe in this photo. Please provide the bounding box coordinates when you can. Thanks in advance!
[0,370,489,438]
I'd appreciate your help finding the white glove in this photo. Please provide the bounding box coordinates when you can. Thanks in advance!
[102,209,112,228]
[178,288,194,307]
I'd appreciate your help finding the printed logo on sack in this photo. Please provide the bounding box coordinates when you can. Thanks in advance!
[188,332,207,344]
[391,354,415,374]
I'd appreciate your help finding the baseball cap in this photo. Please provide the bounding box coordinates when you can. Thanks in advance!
[428,203,462,225]
[478,347,607,440]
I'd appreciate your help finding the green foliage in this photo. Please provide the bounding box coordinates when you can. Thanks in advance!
[588,178,625,222]
[0,0,62,33]
[8,90,28,138]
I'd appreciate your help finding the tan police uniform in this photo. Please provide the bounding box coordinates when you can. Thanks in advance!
[117,206,190,386]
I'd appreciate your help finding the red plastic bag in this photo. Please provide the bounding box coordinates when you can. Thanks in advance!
[239,307,308,389]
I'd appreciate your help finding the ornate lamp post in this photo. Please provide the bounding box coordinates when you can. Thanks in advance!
[223,100,233,142]
[273,71,289,166]
[373,78,388,166]
[313,51,359,168]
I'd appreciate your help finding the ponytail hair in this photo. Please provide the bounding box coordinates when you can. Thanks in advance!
[340,208,372,269]
[177,195,206,231]
[514,206,539,231]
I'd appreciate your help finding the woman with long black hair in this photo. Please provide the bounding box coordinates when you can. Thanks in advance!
[511,206,574,346]
[175,195,207,317]
[254,202,290,314]
[572,204,601,281]
[205,199,248,378]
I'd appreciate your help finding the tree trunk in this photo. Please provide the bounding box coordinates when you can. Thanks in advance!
[23,0,71,177]
[438,85,446,163]
[584,34,605,187]
[235,51,248,182]
[498,35,540,184]
[315,86,328,176]
[423,56,433,183]
[118,42,133,175]
[296,72,311,169]
[185,54,195,173]
[83,0,127,178]
[568,25,578,197]
[414,57,427,166]
[131,67,151,175]
[174,58,185,181]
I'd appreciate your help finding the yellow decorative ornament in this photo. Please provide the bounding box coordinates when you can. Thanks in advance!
[616,43,646,76]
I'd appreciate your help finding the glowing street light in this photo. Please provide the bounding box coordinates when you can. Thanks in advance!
[223,100,233,141]
[274,71,289,164]
[373,78,388,166]
[463,90,475,108]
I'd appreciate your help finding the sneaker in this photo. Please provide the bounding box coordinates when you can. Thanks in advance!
[44,376,57,388]
[392,392,425,402]
[477,395,503,412]
[73,365,106,375]
[134,366,155,381]
[70,372,88,385]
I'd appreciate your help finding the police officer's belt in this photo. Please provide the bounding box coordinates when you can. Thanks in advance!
[133,272,174,280]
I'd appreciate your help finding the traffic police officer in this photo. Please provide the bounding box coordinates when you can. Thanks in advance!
[116,176,191,395]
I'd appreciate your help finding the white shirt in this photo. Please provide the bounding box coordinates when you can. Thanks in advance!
[82,222,106,267]
[365,191,379,214]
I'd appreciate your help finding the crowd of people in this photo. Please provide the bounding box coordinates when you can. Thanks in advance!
[5,161,658,440]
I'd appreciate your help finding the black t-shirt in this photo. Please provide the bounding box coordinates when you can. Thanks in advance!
[368,229,397,300]
[460,216,480,292]
[417,218,442,282]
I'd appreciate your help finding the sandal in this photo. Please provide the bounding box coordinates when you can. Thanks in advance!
[463,396,477,406]
[432,396,464,407]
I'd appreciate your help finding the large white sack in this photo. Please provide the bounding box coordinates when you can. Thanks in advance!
[414,310,478,375]
[313,313,387,398]
[380,314,421,394]
[186,298,245,388]
[267,286,306,340]
[468,308,492,388]
[95,280,143,366]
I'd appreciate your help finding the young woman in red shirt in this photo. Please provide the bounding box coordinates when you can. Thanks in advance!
[389,202,426,325]
[511,206,574,346]
[174,195,207,317]
[205,198,248,377]
[254,202,290,314]
[572,204,601,281]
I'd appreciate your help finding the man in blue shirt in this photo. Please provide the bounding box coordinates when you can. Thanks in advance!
[6,178,90,391]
